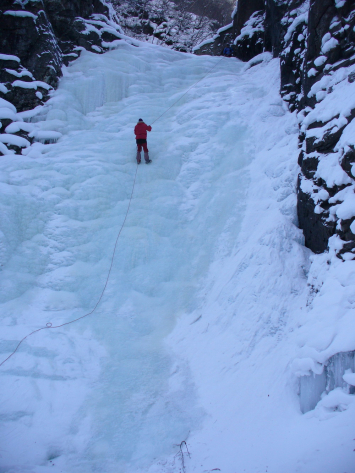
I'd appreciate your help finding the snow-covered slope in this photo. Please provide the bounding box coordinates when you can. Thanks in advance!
[0,40,355,473]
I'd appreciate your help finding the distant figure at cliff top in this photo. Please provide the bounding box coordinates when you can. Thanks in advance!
[134,119,152,164]
[222,45,234,57]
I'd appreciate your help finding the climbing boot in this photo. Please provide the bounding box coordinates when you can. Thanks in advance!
[136,150,141,164]
[144,152,151,164]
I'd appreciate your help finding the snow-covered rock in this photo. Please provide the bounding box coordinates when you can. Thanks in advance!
[195,0,355,258]
[0,0,127,155]
[113,0,221,53]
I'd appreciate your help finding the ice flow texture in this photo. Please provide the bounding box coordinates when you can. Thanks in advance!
[0,43,247,472]
[300,351,355,413]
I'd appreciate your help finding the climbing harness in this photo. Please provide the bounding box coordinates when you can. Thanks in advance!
[0,54,229,368]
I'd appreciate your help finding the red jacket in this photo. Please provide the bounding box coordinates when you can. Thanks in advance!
[134,122,152,139]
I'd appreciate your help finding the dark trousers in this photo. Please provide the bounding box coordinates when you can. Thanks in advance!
[136,139,148,153]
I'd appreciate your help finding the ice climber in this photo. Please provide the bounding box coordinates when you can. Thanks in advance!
[134,118,152,164]
[222,45,233,57]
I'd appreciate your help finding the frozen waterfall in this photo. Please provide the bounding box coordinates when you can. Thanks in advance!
[1,40,355,473]
[0,43,248,472]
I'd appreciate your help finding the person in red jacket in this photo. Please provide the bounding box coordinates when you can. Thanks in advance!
[134,118,152,164]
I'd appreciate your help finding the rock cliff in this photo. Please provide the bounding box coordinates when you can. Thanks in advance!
[194,0,265,60]
[195,0,355,260]
[0,0,124,154]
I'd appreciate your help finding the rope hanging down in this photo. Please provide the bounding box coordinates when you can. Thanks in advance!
[0,55,228,368]
[0,165,139,368]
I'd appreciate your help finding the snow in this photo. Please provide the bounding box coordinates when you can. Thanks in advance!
[216,21,233,35]
[303,66,355,126]
[337,113,355,150]
[231,1,238,19]
[242,51,273,70]
[0,107,18,121]
[0,142,14,155]
[330,186,355,220]
[0,38,355,473]
[235,11,264,42]
[306,115,348,141]
[91,45,102,53]
[16,104,44,120]
[192,37,214,51]
[28,129,63,143]
[0,97,17,113]
[5,121,35,134]
[322,36,339,54]
[0,53,20,62]
[335,0,347,7]
[308,67,317,77]
[5,67,34,79]
[314,55,327,67]
[284,10,308,43]
[4,10,38,20]
[0,83,9,94]
[0,133,30,148]
[316,90,327,102]
[315,152,351,189]
[343,371,355,386]
[12,79,52,90]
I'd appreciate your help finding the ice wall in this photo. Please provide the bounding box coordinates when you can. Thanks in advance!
[55,45,205,117]
[0,42,247,473]
[300,351,355,413]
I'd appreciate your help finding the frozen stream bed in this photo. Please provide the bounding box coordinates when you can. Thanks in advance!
[1,41,355,473]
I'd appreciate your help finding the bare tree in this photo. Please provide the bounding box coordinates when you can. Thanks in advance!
[190,15,213,47]
[173,0,193,32]
[113,0,225,52]
[150,0,172,23]
[173,0,234,24]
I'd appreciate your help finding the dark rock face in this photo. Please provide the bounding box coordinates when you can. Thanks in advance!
[292,1,355,257]
[43,0,109,59]
[194,24,235,57]
[278,1,308,112]
[233,10,265,62]
[280,0,355,113]
[195,0,355,258]
[297,180,337,254]
[0,0,124,156]
[341,146,355,179]
[0,0,118,113]
[264,0,290,58]
[194,0,266,60]
[1,4,62,90]
[233,0,265,37]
